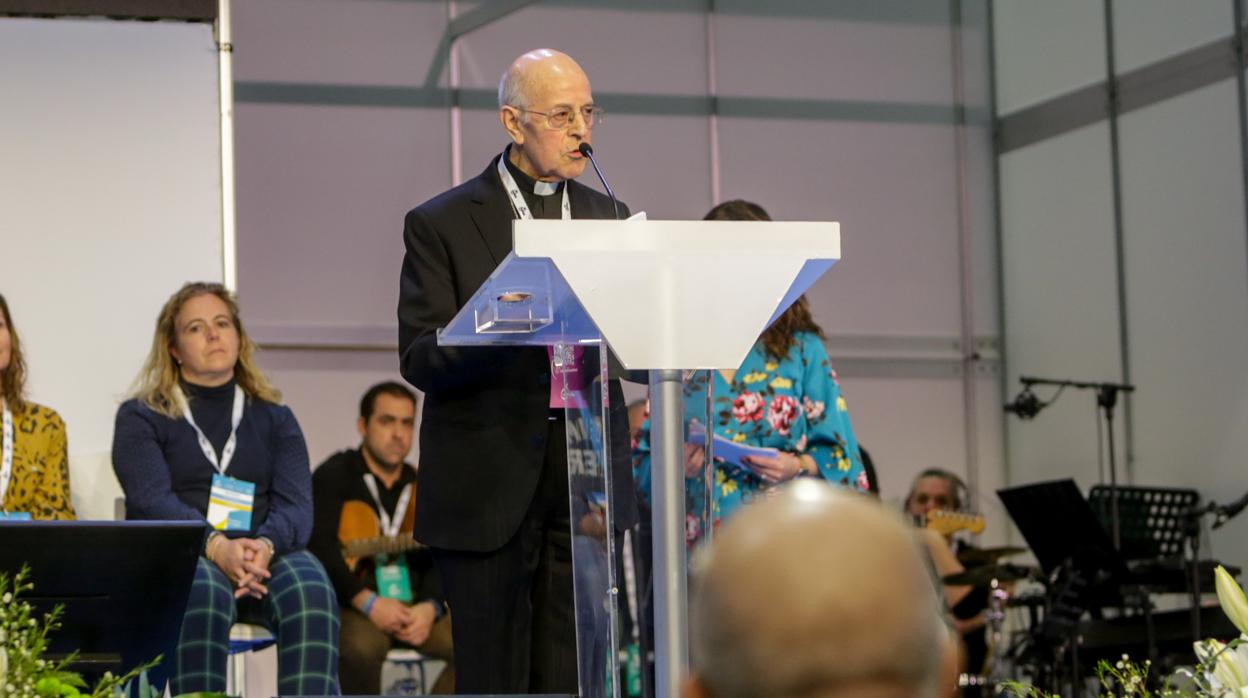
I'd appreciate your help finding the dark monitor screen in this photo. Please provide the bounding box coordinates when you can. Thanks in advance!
[0,520,203,677]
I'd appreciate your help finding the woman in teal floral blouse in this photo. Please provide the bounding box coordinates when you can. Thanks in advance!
[633,200,867,546]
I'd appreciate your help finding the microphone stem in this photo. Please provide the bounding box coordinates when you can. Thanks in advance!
[584,151,621,220]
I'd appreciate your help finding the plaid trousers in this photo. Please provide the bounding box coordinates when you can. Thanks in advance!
[170,549,340,695]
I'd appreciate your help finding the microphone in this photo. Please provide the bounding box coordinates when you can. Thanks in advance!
[578,142,622,220]
[1003,387,1044,419]
[1214,493,1248,530]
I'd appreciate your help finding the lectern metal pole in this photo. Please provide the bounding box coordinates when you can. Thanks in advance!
[649,368,687,698]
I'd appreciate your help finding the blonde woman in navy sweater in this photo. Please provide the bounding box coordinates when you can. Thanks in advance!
[112,282,339,695]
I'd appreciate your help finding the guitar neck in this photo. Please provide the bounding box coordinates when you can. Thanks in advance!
[342,535,424,560]
[923,510,986,536]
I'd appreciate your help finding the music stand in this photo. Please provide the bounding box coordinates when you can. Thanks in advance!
[999,479,1142,690]
[998,479,1129,582]
[998,478,1134,636]
[1089,484,1212,641]
[1088,485,1198,561]
[0,521,202,680]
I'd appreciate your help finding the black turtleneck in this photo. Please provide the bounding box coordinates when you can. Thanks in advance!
[182,377,237,461]
[503,147,565,220]
[114,375,314,554]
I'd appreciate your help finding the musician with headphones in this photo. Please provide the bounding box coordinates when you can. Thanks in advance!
[905,468,989,689]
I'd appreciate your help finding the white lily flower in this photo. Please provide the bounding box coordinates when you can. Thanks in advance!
[1196,639,1248,692]
[1216,566,1248,637]
[1230,644,1248,688]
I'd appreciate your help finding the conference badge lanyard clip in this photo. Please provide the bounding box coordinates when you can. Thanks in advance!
[364,474,415,601]
[179,386,254,531]
[0,403,28,521]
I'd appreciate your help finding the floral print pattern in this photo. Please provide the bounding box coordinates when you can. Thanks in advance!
[732,392,765,423]
[767,394,799,435]
[633,331,864,546]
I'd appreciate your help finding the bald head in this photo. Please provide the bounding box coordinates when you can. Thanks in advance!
[688,481,950,698]
[498,49,588,109]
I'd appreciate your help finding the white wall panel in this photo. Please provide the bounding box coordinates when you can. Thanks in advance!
[0,18,223,520]
[999,123,1125,487]
[968,124,1001,335]
[570,114,713,220]
[957,1,1001,336]
[836,370,1006,546]
[836,374,965,500]
[457,3,709,98]
[1112,0,1231,75]
[1117,79,1248,571]
[718,119,964,337]
[714,9,954,104]
[233,0,450,86]
[257,350,417,471]
[235,104,452,332]
[993,0,1106,114]
[956,1,994,113]
[972,370,1011,547]
[458,108,510,185]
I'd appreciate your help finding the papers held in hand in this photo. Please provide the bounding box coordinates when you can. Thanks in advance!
[686,420,779,469]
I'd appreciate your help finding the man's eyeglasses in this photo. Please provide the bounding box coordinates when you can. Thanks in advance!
[513,105,605,130]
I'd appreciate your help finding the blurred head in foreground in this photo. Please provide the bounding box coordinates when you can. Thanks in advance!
[686,479,955,698]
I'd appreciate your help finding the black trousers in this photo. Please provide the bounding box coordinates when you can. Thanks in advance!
[432,416,577,695]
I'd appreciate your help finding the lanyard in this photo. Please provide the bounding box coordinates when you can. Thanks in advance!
[177,385,244,474]
[496,152,571,221]
[1,403,12,509]
[363,474,413,538]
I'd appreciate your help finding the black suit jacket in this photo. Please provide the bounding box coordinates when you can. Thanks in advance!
[398,154,640,553]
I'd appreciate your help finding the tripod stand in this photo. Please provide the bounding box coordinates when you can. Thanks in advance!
[1005,376,1136,549]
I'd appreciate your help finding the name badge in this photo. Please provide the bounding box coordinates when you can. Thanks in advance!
[375,554,413,602]
[0,512,31,521]
[548,345,589,409]
[207,474,255,531]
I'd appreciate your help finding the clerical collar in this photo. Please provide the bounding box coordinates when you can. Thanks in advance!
[503,146,563,196]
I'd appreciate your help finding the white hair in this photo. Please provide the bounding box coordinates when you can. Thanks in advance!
[498,66,528,109]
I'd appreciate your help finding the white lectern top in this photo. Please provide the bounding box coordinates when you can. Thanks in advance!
[437,219,841,371]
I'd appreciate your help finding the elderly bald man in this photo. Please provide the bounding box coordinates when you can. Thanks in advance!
[686,480,957,698]
[398,49,638,694]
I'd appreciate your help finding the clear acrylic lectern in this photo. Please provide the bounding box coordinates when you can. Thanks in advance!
[438,218,841,698]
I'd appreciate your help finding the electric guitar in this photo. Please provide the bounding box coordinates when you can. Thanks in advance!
[923,509,986,537]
